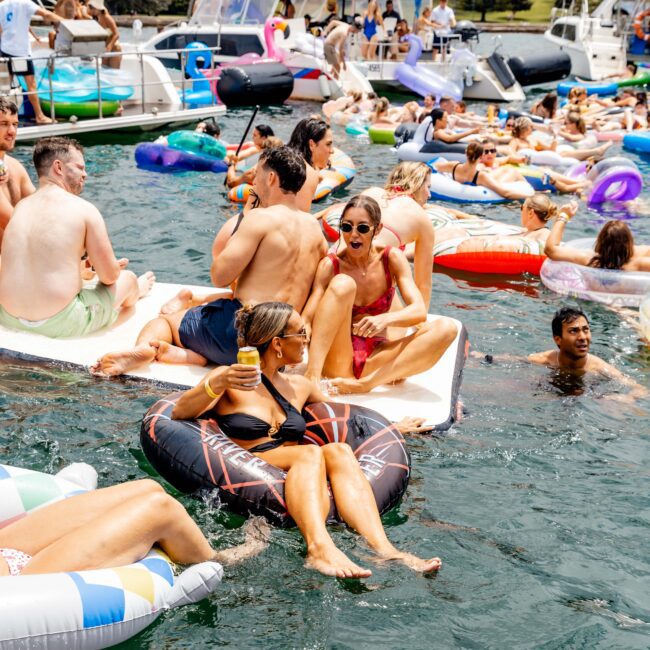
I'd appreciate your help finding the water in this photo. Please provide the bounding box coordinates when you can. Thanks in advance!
[3,57,650,648]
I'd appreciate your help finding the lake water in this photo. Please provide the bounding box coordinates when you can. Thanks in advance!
[2,34,650,649]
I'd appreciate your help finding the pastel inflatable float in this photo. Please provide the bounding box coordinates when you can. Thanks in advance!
[0,464,222,649]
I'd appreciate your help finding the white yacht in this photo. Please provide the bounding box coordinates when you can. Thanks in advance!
[543,0,648,80]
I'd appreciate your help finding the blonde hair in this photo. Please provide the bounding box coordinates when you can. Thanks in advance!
[512,116,533,139]
[235,302,293,354]
[261,135,283,150]
[373,97,390,121]
[385,161,431,197]
[525,193,558,223]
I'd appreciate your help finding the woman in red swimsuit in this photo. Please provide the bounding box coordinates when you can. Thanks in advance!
[303,194,457,394]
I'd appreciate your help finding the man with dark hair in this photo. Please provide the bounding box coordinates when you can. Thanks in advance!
[474,306,647,402]
[92,145,327,376]
[0,136,155,338]
[0,97,34,244]
[382,0,400,20]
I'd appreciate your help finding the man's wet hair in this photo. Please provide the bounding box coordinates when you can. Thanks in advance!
[258,145,306,194]
[552,306,588,338]
[203,121,220,137]
[33,137,84,177]
[0,97,18,115]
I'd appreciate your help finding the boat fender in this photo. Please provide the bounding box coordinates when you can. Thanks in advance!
[319,74,332,99]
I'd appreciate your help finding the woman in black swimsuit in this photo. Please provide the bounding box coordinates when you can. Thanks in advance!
[172,301,441,579]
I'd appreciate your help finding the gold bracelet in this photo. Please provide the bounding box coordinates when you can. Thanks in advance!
[204,376,221,400]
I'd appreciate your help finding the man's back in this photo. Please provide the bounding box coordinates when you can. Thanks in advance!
[0,186,88,318]
[223,206,326,312]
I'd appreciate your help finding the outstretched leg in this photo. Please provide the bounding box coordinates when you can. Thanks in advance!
[331,317,458,393]
[305,274,356,384]
[255,445,371,579]
[111,270,156,310]
[322,443,441,573]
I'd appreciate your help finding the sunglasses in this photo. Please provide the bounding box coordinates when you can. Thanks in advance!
[340,221,373,234]
[279,327,308,339]
[483,148,496,154]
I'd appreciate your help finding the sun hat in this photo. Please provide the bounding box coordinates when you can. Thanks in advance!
[88,0,106,10]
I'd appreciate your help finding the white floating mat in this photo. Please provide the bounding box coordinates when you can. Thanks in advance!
[333,316,467,432]
[0,284,467,430]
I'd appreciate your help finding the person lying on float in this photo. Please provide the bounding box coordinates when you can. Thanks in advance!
[0,477,268,577]
[427,108,481,144]
[92,147,326,377]
[434,142,533,201]
[302,194,457,395]
[171,301,442,579]
[472,306,647,404]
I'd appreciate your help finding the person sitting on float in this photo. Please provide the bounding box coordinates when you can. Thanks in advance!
[545,216,650,271]
[303,195,457,394]
[287,117,334,211]
[433,142,533,200]
[435,194,577,253]
[531,92,559,121]
[225,123,275,165]
[506,116,611,161]
[478,140,589,195]
[558,112,593,144]
[427,108,481,144]
[171,301,442,578]
[0,478,267,577]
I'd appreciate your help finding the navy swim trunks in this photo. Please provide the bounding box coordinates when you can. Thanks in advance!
[178,298,242,365]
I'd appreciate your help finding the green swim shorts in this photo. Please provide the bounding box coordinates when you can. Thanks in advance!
[0,284,118,339]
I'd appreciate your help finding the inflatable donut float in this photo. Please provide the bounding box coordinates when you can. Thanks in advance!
[634,8,650,41]
[0,464,222,649]
[640,293,650,341]
[141,396,410,528]
[228,148,356,204]
[368,125,396,145]
[135,142,229,174]
[541,254,650,307]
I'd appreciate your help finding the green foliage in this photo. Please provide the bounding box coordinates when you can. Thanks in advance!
[107,0,184,15]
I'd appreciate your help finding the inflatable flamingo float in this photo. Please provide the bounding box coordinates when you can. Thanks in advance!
[233,17,289,65]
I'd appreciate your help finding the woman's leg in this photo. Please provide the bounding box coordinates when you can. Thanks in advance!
[331,317,458,393]
[305,274,356,383]
[0,479,163,555]
[21,490,218,574]
[255,445,371,578]
[322,443,441,572]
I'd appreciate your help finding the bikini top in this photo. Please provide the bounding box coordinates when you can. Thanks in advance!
[452,162,480,185]
[328,246,395,318]
[382,224,405,250]
[214,374,306,442]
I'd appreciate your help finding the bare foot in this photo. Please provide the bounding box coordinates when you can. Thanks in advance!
[160,288,193,315]
[376,550,442,573]
[138,272,156,298]
[306,543,372,579]
[214,517,271,566]
[329,376,371,394]
[151,340,207,366]
[35,116,54,125]
[90,344,156,377]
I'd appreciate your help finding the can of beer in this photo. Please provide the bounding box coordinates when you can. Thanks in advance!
[237,346,261,386]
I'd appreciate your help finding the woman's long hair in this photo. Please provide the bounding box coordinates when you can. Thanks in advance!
[588,220,634,269]
[235,302,293,355]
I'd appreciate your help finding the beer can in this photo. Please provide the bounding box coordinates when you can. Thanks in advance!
[237,346,261,386]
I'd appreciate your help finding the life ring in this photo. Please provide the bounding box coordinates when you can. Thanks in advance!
[428,166,534,204]
[140,395,410,528]
[540,259,650,306]
[434,233,546,275]
[0,464,222,649]
[135,142,228,174]
[634,9,650,41]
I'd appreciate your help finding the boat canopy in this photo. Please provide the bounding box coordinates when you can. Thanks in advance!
[189,0,275,26]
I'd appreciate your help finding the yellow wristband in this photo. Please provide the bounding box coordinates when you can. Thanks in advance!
[204,376,221,400]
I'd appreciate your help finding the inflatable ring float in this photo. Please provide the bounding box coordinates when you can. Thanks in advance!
[0,464,222,648]
[40,99,120,118]
[168,130,227,160]
[623,131,650,154]
[135,142,228,174]
[634,9,650,42]
[640,293,650,340]
[368,125,396,145]
[141,396,410,527]
[541,259,650,306]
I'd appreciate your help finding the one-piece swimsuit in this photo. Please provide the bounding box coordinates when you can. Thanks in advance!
[328,247,395,379]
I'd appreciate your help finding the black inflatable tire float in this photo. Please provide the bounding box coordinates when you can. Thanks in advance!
[141,395,411,527]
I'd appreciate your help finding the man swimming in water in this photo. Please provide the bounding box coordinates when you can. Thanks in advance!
[92,146,327,376]
[0,98,35,246]
[475,307,647,402]
[0,137,155,338]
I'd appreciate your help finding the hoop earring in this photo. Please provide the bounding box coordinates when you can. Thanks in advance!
[277,351,283,359]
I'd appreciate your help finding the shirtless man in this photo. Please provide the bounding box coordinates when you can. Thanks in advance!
[0,137,154,338]
[0,98,35,246]
[92,146,328,376]
[323,17,362,80]
[87,0,121,69]
[475,307,647,402]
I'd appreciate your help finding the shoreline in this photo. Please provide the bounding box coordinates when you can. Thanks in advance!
[112,14,547,33]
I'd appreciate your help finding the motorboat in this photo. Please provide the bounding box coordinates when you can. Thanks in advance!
[135,0,372,101]
[544,0,650,80]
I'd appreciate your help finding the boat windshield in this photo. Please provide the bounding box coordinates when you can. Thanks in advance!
[189,0,275,26]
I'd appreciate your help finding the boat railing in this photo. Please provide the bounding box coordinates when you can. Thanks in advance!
[1,44,224,122]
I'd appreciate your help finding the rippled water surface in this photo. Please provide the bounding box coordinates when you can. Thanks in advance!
[3,80,650,648]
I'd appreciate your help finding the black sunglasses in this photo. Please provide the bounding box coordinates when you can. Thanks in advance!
[340,221,372,234]
[483,148,496,154]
